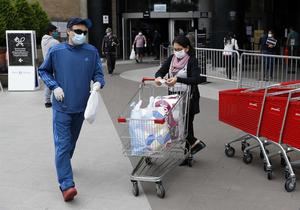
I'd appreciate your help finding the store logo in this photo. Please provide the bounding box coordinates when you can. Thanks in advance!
[14,36,25,47]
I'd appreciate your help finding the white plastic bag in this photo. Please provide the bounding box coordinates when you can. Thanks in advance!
[84,90,99,124]
[129,48,135,60]
[129,100,146,155]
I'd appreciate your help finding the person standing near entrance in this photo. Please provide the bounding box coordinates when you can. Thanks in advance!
[223,32,239,80]
[260,29,277,80]
[41,23,60,108]
[153,30,161,60]
[286,27,299,56]
[38,17,105,202]
[132,32,147,63]
[102,27,119,76]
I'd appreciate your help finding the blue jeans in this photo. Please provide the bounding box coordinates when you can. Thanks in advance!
[262,52,274,79]
[53,110,84,191]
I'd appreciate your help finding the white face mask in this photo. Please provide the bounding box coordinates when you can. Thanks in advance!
[174,50,186,59]
[71,33,86,45]
[138,32,142,36]
[268,33,272,38]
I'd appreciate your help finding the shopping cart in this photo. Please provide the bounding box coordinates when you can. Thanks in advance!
[117,78,192,198]
[219,80,300,192]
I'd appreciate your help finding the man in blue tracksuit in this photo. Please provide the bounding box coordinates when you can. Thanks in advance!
[38,17,105,202]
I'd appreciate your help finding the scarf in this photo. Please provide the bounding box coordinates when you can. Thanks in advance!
[170,54,190,76]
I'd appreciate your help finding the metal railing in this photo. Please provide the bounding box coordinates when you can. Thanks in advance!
[159,46,300,89]
[195,48,240,85]
[159,45,173,66]
[239,53,300,88]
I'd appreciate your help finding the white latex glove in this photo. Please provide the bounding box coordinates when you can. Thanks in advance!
[93,81,101,91]
[144,43,147,47]
[53,87,64,102]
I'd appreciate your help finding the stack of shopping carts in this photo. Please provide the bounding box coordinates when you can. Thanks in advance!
[219,80,300,192]
[118,78,192,198]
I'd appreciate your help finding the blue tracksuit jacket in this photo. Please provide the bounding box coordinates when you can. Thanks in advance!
[38,42,105,113]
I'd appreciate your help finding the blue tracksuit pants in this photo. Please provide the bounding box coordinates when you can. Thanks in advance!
[53,110,84,191]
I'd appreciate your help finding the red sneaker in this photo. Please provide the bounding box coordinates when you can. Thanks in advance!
[62,187,77,202]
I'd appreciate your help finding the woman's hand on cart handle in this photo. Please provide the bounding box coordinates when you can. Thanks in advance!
[280,80,300,86]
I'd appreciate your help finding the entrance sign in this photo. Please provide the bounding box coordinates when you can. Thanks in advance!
[6,30,39,91]
[154,4,166,12]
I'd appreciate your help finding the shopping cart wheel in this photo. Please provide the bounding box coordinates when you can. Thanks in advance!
[145,157,152,165]
[243,153,253,164]
[267,170,272,180]
[285,177,296,192]
[131,181,139,197]
[225,146,235,157]
[156,182,165,198]
[241,142,250,151]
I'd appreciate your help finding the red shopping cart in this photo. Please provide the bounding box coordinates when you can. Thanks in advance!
[219,80,300,192]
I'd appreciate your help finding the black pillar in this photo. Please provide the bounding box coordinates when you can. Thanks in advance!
[87,0,111,54]
[211,0,240,48]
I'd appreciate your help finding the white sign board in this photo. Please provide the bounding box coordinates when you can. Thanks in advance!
[103,15,109,24]
[6,30,39,91]
[154,4,167,12]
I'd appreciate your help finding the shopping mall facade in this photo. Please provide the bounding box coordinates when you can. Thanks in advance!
[38,0,300,58]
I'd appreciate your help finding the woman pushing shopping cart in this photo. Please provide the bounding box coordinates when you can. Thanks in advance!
[155,35,206,166]
[117,36,206,198]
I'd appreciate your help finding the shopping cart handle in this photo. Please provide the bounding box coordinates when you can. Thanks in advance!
[142,77,155,83]
[280,80,300,86]
[117,117,126,123]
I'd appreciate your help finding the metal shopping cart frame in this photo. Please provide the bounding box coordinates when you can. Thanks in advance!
[221,80,300,192]
[117,78,192,198]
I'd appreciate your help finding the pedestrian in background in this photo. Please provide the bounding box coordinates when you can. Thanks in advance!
[132,31,147,63]
[102,27,119,76]
[223,32,239,80]
[38,17,105,202]
[41,23,60,108]
[286,27,299,56]
[153,30,161,60]
[260,29,277,80]
[154,35,206,166]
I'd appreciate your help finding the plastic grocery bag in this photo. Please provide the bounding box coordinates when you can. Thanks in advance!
[84,90,99,124]
[129,100,146,155]
[129,48,136,60]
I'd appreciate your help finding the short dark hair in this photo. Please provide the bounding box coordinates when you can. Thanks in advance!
[172,35,195,56]
[46,24,57,34]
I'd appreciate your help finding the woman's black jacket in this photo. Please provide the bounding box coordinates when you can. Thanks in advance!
[155,54,203,114]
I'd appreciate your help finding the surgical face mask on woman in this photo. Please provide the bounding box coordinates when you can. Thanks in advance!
[52,31,59,39]
[138,32,142,36]
[174,49,186,59]
[107,32,112,36]
[268,33,273,38]
[71,33,86,45]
